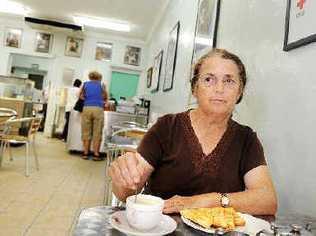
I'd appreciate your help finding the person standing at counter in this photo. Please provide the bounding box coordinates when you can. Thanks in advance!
[62,79,82,141]
[108,49,277,215]
[80,71,108,161]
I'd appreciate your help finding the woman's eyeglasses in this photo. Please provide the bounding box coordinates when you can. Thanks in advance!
[197,74,239,89]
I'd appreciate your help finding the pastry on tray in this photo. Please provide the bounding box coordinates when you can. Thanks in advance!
[180,207,246,230]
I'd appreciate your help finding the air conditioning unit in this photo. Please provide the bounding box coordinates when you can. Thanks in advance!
[24,17,83,33]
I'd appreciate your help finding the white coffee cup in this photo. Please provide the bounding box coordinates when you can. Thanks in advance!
[126,194,164,231]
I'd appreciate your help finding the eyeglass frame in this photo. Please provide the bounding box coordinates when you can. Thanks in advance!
[195,73,241,90]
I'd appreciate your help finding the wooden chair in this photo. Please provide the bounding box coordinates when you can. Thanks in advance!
[0,117,42,176]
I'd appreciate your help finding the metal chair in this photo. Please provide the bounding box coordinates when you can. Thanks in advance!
[0,117,42,176]
[0,108,17,123]
[0,107,17,116]
[104,125,147,206]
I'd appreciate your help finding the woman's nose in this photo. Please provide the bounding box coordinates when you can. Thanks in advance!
[214,79,225,93]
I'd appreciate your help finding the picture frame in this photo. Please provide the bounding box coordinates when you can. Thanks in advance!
[4,28,22,48]
[124,46,141,66]
[146,67,153,88]
[65,36,84,57]
[188,0,221,107]
[35,32,53,53]
[151,50,163,93]
[163,21,180,92]
[192,0,221,63]
[95,42,112,61]
[283,0,316,51]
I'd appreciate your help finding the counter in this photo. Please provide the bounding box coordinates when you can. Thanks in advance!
[66,110,147,152]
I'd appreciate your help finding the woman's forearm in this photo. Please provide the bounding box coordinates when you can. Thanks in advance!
[198,188,277,215]
[227,188,277,215]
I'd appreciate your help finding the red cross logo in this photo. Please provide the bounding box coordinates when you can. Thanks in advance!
[297,0,306,10]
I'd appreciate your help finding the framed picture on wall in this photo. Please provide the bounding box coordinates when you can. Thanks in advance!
[95,42,112,61]
[4,28,22,48]
[124,46,141,66]
[65,36,84,57]
[151,50,163,93]
[163,21,180,92]
[187,0,221,107]
[192,0,221,62]
[146,67,153,88]
[35,32,53,53]
[283,0,316,51]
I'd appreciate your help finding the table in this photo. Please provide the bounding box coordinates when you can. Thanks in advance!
[72,206,277,236]
[73,206,201,236]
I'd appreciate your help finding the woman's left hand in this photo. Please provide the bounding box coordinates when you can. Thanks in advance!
[163,195,199,214]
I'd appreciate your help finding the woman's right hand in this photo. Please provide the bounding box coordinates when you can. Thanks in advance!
[108,152,152,191]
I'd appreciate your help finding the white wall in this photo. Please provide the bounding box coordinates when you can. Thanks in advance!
[217,0,316,216]
[0,15,147,136]
[138,0,198,117]
[143,0,316,216]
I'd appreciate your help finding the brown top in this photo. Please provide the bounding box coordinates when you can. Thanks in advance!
[137,111,266,199]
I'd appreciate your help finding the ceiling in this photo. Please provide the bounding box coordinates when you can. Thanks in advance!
[12,0,170,41]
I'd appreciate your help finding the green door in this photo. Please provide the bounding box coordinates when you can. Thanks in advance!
[109,71,139,100]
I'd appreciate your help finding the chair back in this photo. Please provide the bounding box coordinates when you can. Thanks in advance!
[0,108,17,117]
[0,108,17,124]
[1,117,41,140]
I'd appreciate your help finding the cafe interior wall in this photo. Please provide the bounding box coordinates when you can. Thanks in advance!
[140,1,316,216]
[137,0,197,119]
[216,0,316,216]
[0,15,146,136]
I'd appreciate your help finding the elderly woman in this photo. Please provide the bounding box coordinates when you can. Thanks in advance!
[80,71,108,161]
[109,49,277,215]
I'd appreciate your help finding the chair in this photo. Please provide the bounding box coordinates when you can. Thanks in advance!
[0,108,17,117]
[0,117,42,176]
[104,125,147,206]
[0,108,17,124]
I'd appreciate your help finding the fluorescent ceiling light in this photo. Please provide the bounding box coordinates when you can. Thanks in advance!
[0,0,31,16]
[73,16,130,32]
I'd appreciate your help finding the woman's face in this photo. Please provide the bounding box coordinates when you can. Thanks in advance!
[193,55,243,116]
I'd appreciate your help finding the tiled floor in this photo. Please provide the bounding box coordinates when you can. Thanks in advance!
[0,134,107,235]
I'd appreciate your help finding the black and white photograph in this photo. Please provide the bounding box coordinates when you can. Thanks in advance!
[65,36,84,57]
[124,46,141,66]
[35,32,53,53]
[95,42,112,61]
[163,22,180,92]
[151,50,163,93]
[4,28,22,48]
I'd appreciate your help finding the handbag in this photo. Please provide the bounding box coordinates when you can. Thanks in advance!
[73,98,84,112]
[73,83,85,112]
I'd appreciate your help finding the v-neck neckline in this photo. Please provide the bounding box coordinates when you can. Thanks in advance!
[185,110,232,158]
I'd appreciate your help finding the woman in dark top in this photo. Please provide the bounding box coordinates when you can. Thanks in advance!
[109,49,277,215]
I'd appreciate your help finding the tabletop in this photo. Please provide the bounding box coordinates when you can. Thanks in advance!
[72,206,279,236]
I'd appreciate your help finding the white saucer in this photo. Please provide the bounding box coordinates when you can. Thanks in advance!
[110,211,177,236]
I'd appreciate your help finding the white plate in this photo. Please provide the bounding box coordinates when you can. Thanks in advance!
[110,211,177,236]
[181,213,272,235]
